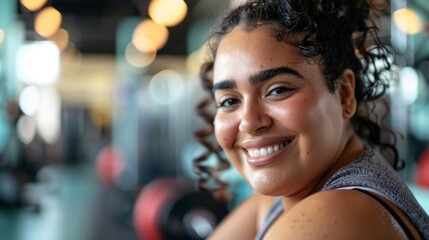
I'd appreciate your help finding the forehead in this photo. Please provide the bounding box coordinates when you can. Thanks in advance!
[213,26,308,82]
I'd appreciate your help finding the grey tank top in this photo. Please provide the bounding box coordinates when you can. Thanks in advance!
[254,150,429,240]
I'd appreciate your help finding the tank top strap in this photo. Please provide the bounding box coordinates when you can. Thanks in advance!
[254,197,284,240]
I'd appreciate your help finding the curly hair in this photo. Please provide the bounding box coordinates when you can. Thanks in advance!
[194,0,400,195]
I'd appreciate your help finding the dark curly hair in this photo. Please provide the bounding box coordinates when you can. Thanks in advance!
[194,0,400,195]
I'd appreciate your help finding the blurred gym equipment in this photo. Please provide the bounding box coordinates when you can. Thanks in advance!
[133,177,229,240]
[416,147,429,188]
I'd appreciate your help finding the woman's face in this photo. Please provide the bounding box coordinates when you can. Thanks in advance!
[212,26,350,197]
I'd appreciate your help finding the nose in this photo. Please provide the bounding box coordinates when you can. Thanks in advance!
[239,99,272,135]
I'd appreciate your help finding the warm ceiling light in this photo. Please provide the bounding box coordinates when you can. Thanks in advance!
[20,0,47,11]
[34,6,62,38]
[148,0,188,27]
[393,8,423,35]
[125,40,157,68]
[131,37,157,53]
[133,19,169,51]
[48,28,69,52]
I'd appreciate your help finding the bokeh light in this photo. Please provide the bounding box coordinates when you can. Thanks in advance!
[16,115,37,144]
[20,0,47,11]
[133,19,169,51]
[148,0,188,27]
[19,85,41,117]
[125,40,157,68]
[36,87,61,144]
[411,103,429,141]
[393,8,423,35]
[34,6,62,38]
[16,41,60,85]
[399,66,419,105]
[48,28,69,52]
[148,69,185,105]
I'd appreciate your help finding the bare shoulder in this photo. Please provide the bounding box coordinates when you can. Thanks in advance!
[264,190,408,240]
[208,193,276,240]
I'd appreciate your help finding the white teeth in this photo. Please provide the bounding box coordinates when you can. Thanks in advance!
[253,150,260,157]
[248,141,290,158]
[260,148,268,156]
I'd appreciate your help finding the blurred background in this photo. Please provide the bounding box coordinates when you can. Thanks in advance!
[0,0,428,239]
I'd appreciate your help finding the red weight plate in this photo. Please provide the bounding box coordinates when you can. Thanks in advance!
[134,177,177,240]
[417,148,429,188]
[95,144,125,187]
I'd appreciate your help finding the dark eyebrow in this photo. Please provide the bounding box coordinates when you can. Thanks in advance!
[249,66,303,85]
[211,66,303,96]
[212,80,237,95]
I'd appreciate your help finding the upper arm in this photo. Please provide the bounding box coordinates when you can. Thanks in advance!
[208,193,275,240]
[264,190,408,240]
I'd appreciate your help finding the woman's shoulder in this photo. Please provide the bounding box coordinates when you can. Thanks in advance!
[208,193,277,240]
[264,190,408,240]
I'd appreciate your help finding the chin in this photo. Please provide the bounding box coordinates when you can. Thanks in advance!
[249,179,285,196]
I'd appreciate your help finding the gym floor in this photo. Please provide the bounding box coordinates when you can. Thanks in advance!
[0,163,139,240]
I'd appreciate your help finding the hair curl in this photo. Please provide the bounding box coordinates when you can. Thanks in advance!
[194,0,400,195]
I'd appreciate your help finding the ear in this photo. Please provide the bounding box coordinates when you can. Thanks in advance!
[336,69,357,119]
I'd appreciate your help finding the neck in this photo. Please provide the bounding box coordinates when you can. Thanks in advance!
[282,134,365,209]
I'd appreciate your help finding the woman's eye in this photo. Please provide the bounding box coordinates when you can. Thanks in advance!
[267,86,294,96]
[217,98,240,108]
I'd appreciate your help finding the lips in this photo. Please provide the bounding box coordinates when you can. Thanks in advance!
[243,137,295,167]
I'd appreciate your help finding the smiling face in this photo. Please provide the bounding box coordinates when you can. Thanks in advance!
[212,26,354,198]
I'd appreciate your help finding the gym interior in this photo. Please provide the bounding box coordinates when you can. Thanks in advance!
[0,0,428,239]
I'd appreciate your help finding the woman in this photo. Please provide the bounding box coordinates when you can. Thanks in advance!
[193,0,429,239]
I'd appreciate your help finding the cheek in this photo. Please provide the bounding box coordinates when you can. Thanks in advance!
[293,94,343,146]
[270,99,313,131]
[271,93,339,136]
[214,115,238,149]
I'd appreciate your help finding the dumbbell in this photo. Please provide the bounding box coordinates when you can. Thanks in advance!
[133,177,229,240]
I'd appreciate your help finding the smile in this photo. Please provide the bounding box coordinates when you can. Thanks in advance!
[246,138,294,158]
